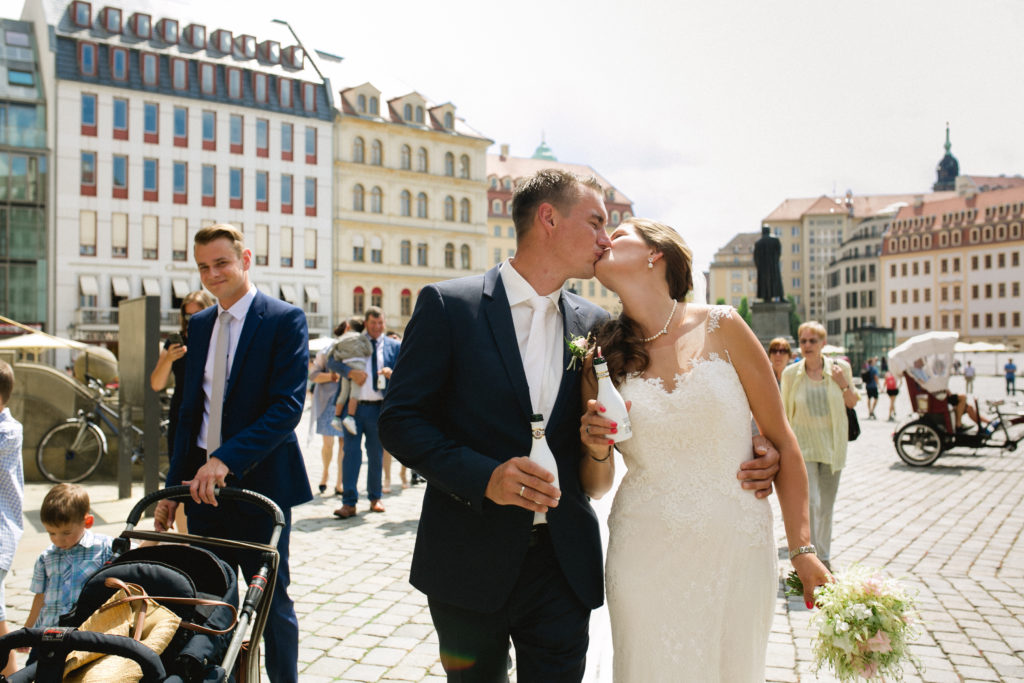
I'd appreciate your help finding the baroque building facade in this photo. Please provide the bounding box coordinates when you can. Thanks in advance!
[707,231,757,308]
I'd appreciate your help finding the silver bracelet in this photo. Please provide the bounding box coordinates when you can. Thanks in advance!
[789,545,817,560]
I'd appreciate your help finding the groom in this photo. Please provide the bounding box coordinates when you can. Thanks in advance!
[380,169,780,681]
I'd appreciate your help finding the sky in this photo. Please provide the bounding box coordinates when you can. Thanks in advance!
[5,0,1024,272]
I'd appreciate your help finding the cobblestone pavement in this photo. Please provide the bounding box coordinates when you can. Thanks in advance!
[3,375,1023,681]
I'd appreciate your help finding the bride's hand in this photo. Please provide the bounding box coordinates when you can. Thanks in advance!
[792,553,832,609]
[580,398,629,449]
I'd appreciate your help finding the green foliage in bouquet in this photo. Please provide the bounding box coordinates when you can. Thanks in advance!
[785,566,922,681]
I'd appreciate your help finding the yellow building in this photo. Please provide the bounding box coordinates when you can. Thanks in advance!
[486,142,633,313]
[707,232,758,308]
[320,56,492,332]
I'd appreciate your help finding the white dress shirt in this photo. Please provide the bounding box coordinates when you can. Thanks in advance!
[198,285,257,450]
[500,260,563,424]
[356,333,386,401]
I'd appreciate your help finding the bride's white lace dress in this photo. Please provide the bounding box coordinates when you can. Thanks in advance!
[605,306,777,681]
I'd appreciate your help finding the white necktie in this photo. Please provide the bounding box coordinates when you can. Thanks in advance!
[523,296,552,416]
[207,311,232,456]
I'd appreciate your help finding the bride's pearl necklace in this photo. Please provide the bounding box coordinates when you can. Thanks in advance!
[641,299,678,343]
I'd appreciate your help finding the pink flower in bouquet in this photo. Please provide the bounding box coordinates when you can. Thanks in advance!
[862,575,885,596]
[864,631,892,653]
[860,660,879,678]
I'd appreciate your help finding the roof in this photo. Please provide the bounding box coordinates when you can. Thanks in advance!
[890,184,1024,231]
[485,153,634,206]
[712,232,759,261]
[763,191,958,222]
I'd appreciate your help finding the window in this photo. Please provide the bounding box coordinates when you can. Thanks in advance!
[280,226,293,266]
[113,98,128,139]
[400,240,411,265]
[417,192,428,218]
[202,110,215,150]
[353,184,365,211]
[278,77,292,108]
[353,287,365,314]
[7,70,33,86]
[985,283,993,298]
[212,29,232,53]
[158,18,178,43]
[229,114,243,153]
[444,152,455,177]
[305,177,316,216]
[352,235,365,262]
[370,186,382,213]
[143,158,157,200]
[227,68,242,98]
[111,213,127,257]
[112,154,127,198]
[79,210,96,256]
[229,168,242,208]
[142,215,158,259]
[81,93,96,135]
[415,106,424,123]
[400,190,411,216]
[444,243,455,268]
[953,257,960,272]
[371,287,383,309]
[253,72,268,103]
[80,151,96,195]
[281,122,293,160]
[172,217,187,261]
[459,154,470,179]
[71,1,91,27]
[256,119,268,157]
[370,236,382,263]
[141,53,158,86]
[971,255,979,270]
[460,244,471,270]
[281,173,293,212]
[999,282,1006,298]
[352,137,364,163]
[171,58,187,90]
[401,289,412,316]
[173,106,187,146]
[357,94,366,112]
[111,47,128,80]
[255,171,268,210]
[143,102,158,142]
[400,145,411,170]
[302,82,316,112]
[444,112,454,129]
[985,254,992,269]
[102,7,122,32]
[173,161,186,203]
[370,139,382,166]
[403,103,412,121]
[445,196,455,222]
[201,164,215,206]
[369,96,379,115]
[254,224,268,265]
[185,23,205,49]
[200,63,215,95]
[492,199,502,215]
[416,242,428,266]
[417,147,428,173]
[1015,282,1021,297]
[305,229,317,268]
[79,42,97,76]
[305,127,316,164]
[999,253,1006,268]
[459,198,471,223]
[494,247,501,264]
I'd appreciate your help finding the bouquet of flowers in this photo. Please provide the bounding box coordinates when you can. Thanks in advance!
[786,565,922,681]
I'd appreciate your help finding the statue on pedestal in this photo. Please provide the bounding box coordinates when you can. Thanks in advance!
[753,225,784,302]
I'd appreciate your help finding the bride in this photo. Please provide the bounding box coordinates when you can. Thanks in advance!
[579,219,829,681]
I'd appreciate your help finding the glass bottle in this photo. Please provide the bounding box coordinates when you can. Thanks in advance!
[594,354,632,443]
[529,413,559,524]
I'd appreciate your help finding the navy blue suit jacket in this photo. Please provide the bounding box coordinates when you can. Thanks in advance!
[167,290,312,512]
[379,266,610,612]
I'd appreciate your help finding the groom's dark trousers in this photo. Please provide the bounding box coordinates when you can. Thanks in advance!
[380,266,609,682]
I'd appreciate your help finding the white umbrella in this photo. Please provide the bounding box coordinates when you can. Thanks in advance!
[821,344,846,355]
[0,331,88,351]
[309,336,334,353]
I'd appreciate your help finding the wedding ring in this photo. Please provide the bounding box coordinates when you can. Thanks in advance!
[519,485,525,497]
[585,425,591,435]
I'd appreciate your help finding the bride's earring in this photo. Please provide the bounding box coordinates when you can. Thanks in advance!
[647,256,654,270]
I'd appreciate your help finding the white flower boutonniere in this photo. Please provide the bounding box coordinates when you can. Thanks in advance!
[565,333,593,371]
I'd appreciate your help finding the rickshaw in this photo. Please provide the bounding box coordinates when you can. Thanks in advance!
[888,331,1024,466]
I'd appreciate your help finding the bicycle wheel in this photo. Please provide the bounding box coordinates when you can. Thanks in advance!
[36,420,105,483]
[894,422,944,466]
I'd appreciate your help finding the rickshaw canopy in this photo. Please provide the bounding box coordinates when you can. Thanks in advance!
[887,331,959,394]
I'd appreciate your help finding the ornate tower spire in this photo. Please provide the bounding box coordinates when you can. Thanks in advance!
[933,122,959,192]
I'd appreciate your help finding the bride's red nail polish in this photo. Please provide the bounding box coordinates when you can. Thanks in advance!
[805,600,813,609]
[607,439,614,445]
[610,427,617,434]
[599,406,606,413]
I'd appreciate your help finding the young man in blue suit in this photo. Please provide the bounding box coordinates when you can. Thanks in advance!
[155,224,310,683]
[331,306,401,518]
[380,170,781,681]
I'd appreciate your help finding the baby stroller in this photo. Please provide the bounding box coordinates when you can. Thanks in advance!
[0,486,284,682]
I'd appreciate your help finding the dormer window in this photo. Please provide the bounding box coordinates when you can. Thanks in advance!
[357,94,366,113]
[156,18,178,44]
[444,111,453,129]
[131,13,151,38]
[415,106,424,123]
[369,96,378,115]
[282,45,303,69]
[184,24,205,49]
[71,1,91,28]
[100,7,122,33]
[211,29,232,54]
[259,40,280,63]
[234,34,256,59]
[403,103,412,121]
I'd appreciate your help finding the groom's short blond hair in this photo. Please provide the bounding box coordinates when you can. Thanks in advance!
[511,169,603,241]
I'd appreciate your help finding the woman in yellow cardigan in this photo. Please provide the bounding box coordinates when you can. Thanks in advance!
[781,321,859,571]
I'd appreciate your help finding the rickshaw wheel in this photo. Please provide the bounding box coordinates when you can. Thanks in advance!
[895,422,944,466]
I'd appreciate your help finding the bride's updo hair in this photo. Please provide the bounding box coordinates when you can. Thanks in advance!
[594,218,694,385]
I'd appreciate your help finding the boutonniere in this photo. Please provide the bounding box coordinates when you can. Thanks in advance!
[565,333,593,371]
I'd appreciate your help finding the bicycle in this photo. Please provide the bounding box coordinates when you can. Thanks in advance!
[36,376,169,484]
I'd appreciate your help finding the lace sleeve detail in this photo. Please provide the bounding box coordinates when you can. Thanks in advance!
[706,305,735,333]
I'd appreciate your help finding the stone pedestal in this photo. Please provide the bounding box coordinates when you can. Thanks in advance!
[751,301,794,350]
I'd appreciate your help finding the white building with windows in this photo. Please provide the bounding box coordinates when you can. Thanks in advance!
[23,0,334,345]
[707,232,757,308]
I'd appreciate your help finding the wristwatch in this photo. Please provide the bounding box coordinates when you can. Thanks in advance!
[789,545,817,560]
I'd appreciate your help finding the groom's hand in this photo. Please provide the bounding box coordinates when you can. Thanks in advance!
[737,436,780,499]
[485,457,560,513]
